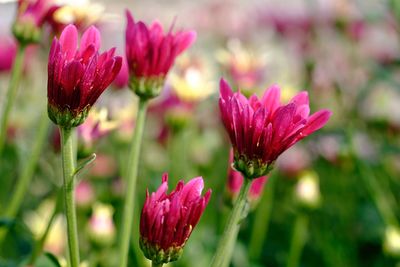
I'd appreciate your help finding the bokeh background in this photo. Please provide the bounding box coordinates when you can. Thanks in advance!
[1,0,400,266]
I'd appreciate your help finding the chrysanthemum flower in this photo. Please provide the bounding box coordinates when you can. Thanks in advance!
[140,173,211,265]
[13,0,53,44]
[219,79,332,179]
[125,10,196,99]
[47,24,122,128]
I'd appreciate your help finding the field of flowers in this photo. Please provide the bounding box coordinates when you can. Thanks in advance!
[0,0,400,266]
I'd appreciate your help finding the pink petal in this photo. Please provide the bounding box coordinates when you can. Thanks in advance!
[80,25,101,52]
[174,30,197,54]
[220,79,233,100]
[59,24,78,60]
[261,84,281,115]
[302,109,332,135]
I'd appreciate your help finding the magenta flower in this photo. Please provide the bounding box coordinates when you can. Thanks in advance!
[140,173,211,264]
[13,0,53,44]
[226,150,267,205]
[16,0,50,26]
[125,10,196,99]
[219,79,332,178]
[47,24,122,128]
[0,36,17,73]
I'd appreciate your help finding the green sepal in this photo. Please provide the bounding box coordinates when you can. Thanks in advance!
[12,21,41,46]
[139,237,184,264]
[233,152,274,179]
[48,104,90,128]
[129,76,164,100]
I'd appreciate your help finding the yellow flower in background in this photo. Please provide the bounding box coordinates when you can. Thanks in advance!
[169,55,215,103]
[52,0,104,31]
[23,200,65,256]
[295,171,321,209]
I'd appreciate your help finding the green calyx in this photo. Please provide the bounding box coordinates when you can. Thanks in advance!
[12,21,41,46]
[139,237,184,265]
[129,76,164,100]
[48,104,90,129]
[233,152,274,179]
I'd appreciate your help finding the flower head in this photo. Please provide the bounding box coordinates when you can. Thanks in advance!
[219,79,332,179]
[125,10,196,99]
[47,24,122,128]
[140,173,211,264]
[13,0,52,44]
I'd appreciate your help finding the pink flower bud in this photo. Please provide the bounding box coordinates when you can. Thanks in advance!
[140,173,211,264]
[47,24,122,128]
[125,10,196,99]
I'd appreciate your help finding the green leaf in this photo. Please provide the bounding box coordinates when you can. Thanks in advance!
[73,153,96,176]
[20,252,61,267]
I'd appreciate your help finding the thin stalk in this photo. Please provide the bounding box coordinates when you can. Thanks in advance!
[0,44,26,156]
[249,173,277,261]
[118,99,148,267]
[0,110,49,244]
[151,262,163,267]
[28,194,61,265]
[60,127,80,267]
[286,213,308,267]
[210,178,252,267]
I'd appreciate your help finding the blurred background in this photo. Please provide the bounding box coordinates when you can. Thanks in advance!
[1,0,400,266]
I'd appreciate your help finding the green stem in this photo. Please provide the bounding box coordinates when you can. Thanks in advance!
[286,213,308,267]
[0,44,26,156]
[0,110,49,244]
[60,127,80,267]
[151,262,163,267]
[210,178,252,267]
[358,161,399,228]
[28,194,61,265]
[119,99,148,267]
[249,173,277,261]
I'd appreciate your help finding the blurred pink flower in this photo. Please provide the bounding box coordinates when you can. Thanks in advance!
[140,173,211,264]
[112,56,129,89]
[0,36,17,72]
[75,180,94,207]
[47,24,122,128]
[219,79,332,178]
[16,0,51,27]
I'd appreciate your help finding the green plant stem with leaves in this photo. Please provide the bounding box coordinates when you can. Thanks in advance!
[119,98,148,267]
[286,213,309,267]
[0,110,49,244]
[0,44,26,156]
[210,177,252,267]
[151,262,163,267]
[60,127,80,267]
[249,173,277,261]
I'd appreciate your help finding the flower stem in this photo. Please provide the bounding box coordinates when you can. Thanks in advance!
[0,44,26,156]
[0,110,49,244]
[119,98,148,267]
[210,177,252,267]
[60,126,80,267]
[249,173,277,261]
[286,213,308,267]
[151,262,163,267]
